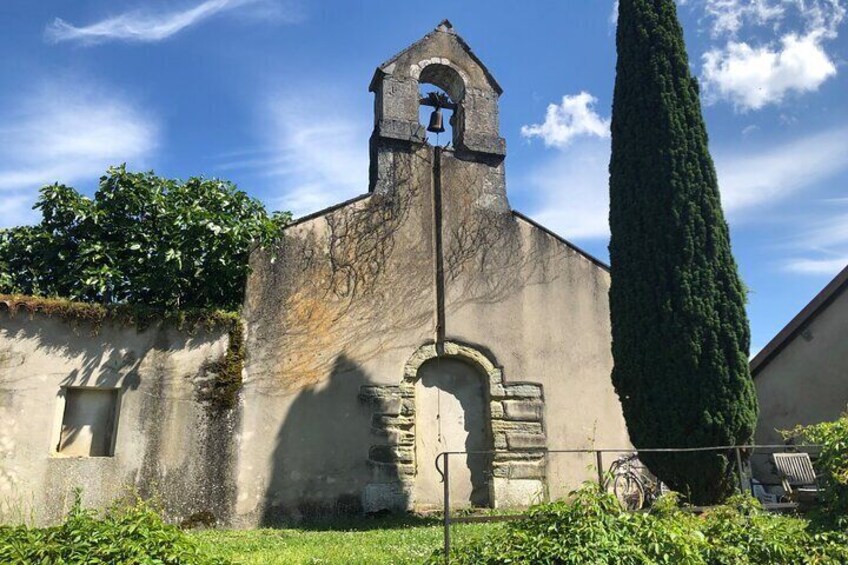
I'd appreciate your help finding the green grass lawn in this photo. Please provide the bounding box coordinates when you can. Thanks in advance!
[191,517,500,564]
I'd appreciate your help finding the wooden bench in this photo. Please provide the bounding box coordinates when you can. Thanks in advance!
[772,452,819,506]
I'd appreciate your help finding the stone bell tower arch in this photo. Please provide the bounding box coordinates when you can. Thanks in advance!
[367,19,508,194]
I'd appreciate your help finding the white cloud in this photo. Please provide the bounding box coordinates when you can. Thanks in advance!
[698,0,845,110]
[715,126,848,212]
[45,0,287,45]
[701,32,837,110]
[609,1,620,27]
[216,90,368,218]
[521,92,610,148]
[0,80,158,226]
[701,0,787,37]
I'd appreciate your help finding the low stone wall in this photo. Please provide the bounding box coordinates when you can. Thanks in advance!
[0,310,234,526]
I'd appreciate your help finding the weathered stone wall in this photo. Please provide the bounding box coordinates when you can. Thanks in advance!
[236,20,630,524]
[438,147,630,499]
[237,144,438,525]
[0,22,632,527]
[0,313,234,526]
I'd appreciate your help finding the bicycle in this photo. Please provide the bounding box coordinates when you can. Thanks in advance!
[605,453,668,511]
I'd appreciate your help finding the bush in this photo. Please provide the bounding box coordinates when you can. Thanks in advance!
[0,492,227,564]
[784,411,848,526]
[431,484,848,564]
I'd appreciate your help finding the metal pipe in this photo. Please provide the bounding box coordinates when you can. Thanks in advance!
[432,444,815,456]
[596,451,604,488]
[443,452,451,565]
[735,447,746,494]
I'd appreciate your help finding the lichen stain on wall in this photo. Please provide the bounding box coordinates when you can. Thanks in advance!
[244,146,435,393]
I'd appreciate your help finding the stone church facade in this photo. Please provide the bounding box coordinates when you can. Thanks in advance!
[0,21,630,527]
[237,21,629,523]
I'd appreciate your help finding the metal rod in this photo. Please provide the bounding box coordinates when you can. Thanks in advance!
[432,444,817,456]
[735,447,746,494]
[443,452,450,565]
[596,451,604,488]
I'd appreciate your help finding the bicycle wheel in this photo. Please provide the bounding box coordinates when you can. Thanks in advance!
[613,473,645,511]
[603,462,622,492]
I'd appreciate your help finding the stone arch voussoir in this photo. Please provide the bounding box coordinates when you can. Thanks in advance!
[359,340,548,512]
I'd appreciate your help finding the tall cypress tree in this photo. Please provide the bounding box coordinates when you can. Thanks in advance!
[608,0,758,504]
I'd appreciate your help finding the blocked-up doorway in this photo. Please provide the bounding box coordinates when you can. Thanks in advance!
[414,357,490,508]
[57,388,119,457]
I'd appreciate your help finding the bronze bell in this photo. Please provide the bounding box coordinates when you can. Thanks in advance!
[427,107,445,134]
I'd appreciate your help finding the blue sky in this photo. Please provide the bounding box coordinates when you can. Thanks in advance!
[1,1,846,354]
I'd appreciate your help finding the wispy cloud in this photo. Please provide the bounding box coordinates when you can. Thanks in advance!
[780,208,848,276]
[521,92,610,148]
[0,79,158,227]
[783,256,848,275]
[716,127,848,212]
[45,0,291,45]
[699,0,787,38]
[697,0,845,110]
[522,138,612,240]
[520,118,848,242]
[215,89,368,218]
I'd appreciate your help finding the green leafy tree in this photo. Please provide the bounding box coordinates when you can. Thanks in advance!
[608,0,758,504]
[0,165,290,310]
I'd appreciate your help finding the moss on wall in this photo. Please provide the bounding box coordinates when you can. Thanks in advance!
[0,294,239,334]
[198,321,245,413]
[0,293,245,414]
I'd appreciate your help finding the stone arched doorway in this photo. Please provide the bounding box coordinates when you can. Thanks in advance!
[413,356,490,509]
[359,341,547,513]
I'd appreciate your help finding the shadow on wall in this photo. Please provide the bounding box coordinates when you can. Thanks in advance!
[261,355,389,525]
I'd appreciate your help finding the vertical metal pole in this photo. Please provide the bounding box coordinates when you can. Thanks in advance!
[596,451,604,489]
[734,447,745,494]
[443,452,450,564]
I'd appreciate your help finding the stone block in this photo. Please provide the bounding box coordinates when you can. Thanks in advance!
[400,398,415,416]
[372,414,413,430]
[491,478,546,508]
[362,482,412,513]
[369,445,413,464]
[368,461,415,482]
[506,432,547,451]
[493,450,544,462]
[503,400,543,422]
[373,397,402,415]
[492,420,543,435]
[489,400,504,419]
[493,460,546,480]
[491,384,543,400]
[359,385,398,399]
[377,119,426,143]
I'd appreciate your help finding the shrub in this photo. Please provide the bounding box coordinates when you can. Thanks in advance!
[783,411,848,526]
[431,484,848,564]
[0,492,228,565]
